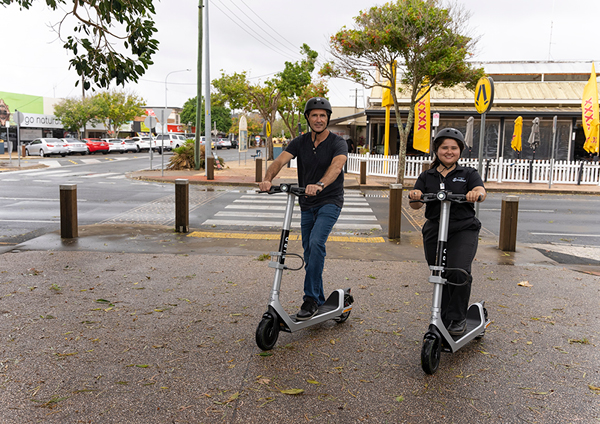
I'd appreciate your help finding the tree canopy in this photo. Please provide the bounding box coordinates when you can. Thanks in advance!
[180,97,232,135]
[3,0,159,90]
[212,44,327,159]
[53,97,100,139]
[321,0,484,183]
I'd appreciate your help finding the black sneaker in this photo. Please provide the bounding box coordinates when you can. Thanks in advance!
[447,319,467,336]
[296,299,318,321]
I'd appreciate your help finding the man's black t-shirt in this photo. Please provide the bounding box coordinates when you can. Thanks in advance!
[284,132,347,211]
[414,165,484,223]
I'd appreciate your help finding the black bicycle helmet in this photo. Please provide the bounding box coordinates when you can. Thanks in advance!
[433,127,465,154]
[304,97,332,134]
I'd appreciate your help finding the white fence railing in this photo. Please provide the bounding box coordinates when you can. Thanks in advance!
[347,153,600,185]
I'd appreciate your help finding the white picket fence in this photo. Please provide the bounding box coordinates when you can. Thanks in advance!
[347,153,600,185]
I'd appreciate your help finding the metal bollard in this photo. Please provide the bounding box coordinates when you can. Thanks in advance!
[175,179,189,233]
[206,156,214,180]
[59,184,78,238]
[388,183,403,239]
[255,157,263,183]
[499,195,519,251]
[360,160,367,185]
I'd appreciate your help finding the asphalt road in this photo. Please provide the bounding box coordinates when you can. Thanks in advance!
[1,152,600,258]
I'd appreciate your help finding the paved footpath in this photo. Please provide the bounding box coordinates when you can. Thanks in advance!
[0,153,599,423]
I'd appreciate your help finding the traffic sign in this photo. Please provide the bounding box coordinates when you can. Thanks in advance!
[13,111,24,126]
[144,115,157,129]
[474,77,494,114]
[266,121,271,137]
[155,108,173,125]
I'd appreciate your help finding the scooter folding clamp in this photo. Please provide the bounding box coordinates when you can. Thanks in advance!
[428,275,446,285]
[268,261,286,270]
[429,265,444,272]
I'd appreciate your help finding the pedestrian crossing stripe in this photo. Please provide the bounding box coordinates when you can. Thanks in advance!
[187,231,385,243]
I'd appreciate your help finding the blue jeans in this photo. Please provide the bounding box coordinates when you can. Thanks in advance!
[301,203,342,305]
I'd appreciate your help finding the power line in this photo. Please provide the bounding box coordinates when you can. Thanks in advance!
[211,0,298,61]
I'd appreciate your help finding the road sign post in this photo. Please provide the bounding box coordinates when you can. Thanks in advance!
[155,108,172,176]
[14,110,24,168]
[474,77,494,217]
[144,115,158,170]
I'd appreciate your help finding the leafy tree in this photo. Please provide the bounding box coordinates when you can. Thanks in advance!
[180,97,232,134]
[229,114,263,138]
[53,96,100,138]
[276,44,328,138]
[212,72,250,111]
[321,0,484,184]
[94,90,145,137]
[2,0,159,90]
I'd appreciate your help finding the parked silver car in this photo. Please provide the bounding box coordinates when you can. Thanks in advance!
[61,138,88,155]
[25,138,68,157]
[216,138,232,149]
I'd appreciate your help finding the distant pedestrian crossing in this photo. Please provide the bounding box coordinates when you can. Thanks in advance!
[0,168,129,182]
[201,190,382,231]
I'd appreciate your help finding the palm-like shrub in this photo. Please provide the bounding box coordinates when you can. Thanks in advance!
[167,140,225,170]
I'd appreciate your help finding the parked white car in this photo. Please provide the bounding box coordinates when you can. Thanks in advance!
[25,138,68,157]
[153,134,188,153]
[129,136,153,152]
[102,138,125,153]
[216,138,232,149]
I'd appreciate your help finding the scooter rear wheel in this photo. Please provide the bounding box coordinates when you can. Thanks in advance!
[256,316,279,351]
[334,294,353,323]
[421,334,441,375]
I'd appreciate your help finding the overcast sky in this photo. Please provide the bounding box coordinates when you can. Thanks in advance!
[3,0,599,110]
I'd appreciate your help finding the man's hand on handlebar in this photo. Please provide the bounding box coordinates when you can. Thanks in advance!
[304,184,322,196]
[258,181,272,192]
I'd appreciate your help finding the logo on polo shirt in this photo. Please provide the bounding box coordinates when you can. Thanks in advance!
[452,177,467,183]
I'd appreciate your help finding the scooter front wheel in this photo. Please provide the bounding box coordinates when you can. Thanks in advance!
[256,316,279,351]
[421,334,441,375]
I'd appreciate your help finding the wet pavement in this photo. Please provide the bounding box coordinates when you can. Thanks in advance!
[1,153,599,423]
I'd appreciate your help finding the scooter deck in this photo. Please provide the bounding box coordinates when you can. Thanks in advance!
[290,291,341,322]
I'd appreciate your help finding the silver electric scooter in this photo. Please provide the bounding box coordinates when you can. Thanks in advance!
[411,190,491,374]
[255,184,354,351]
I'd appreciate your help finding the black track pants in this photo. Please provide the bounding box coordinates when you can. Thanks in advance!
[422,219,480,323]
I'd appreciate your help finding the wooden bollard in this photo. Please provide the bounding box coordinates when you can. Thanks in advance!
[59,184,78,238]
[255,157,263,183]
[206,156,214,180]
[421,161,431,174]
[175,179,189,233]
[360,160,367,185]
[388,183,403,239]
[499,195,519,251]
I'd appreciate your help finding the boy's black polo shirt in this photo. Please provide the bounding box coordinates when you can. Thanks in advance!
[414,165,484,222]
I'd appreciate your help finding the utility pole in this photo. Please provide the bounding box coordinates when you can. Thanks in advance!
[194,0,203,170]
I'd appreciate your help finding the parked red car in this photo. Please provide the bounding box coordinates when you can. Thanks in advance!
[83,138,110,154]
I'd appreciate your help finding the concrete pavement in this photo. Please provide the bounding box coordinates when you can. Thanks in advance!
[1,151,599,423]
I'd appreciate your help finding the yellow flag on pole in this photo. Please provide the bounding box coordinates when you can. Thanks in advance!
[381,61,396,108]
[511,116,523,152]
[413,87,430,153]
[582,63,599,154]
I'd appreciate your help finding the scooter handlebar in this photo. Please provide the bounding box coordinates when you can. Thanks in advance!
[258,184,305,196]
[409,191,482,203]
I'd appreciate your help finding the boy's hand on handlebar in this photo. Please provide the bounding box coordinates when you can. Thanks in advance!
[466,190,485,203]
[409,189,423,201]
[258,181,272,192]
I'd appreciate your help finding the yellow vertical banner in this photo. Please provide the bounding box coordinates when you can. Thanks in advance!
[413,87,430,153]
[582,63,599,154]
[382,61,396,157]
